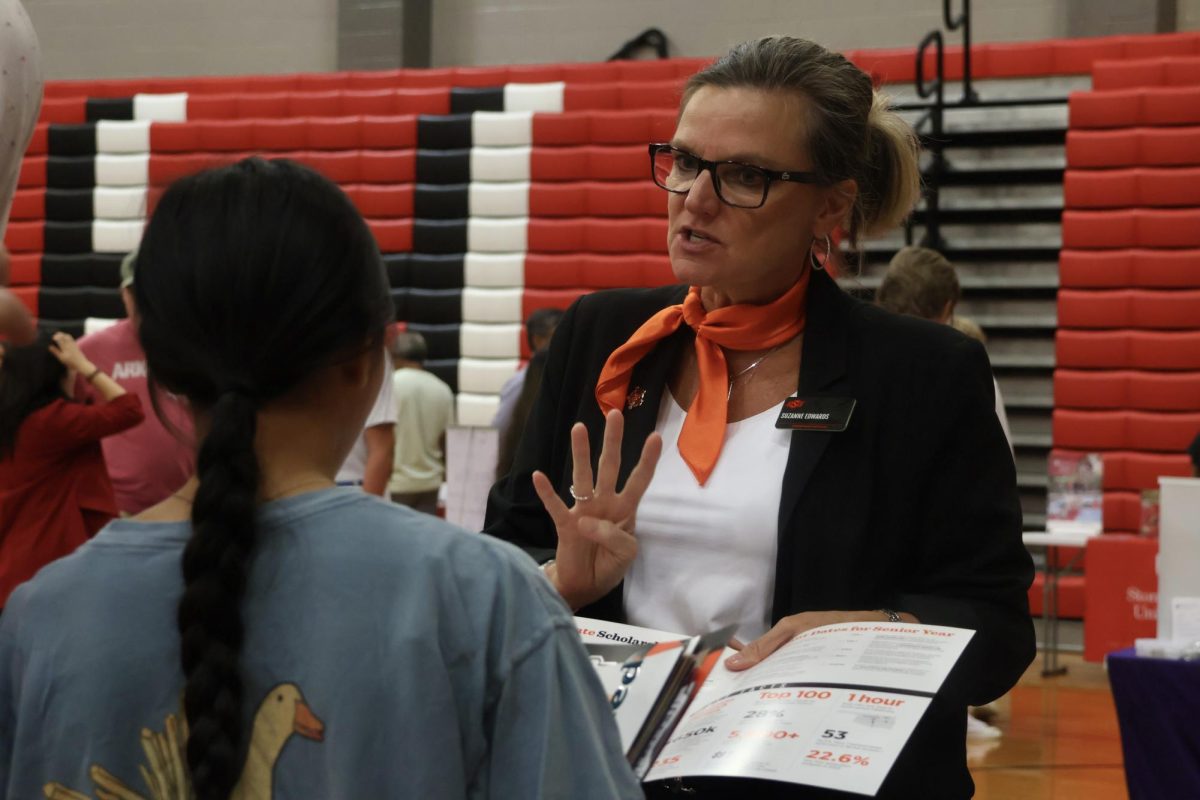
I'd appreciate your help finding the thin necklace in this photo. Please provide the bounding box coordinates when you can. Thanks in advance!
[727,341,789,400]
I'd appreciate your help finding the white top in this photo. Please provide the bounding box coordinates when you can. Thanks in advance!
[624,392,791,642]
[388,367,456,494]
[336,359,397,483]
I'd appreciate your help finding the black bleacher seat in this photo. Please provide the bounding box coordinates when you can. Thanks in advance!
[416,114,473,150]
[413,184,469,219]
[425,359,459,393]
[38,287,123,319]
[85,97,133,122]
[394,288,462,324]
[415,150,470,184]
[48,124,98,157]
[36,318,86,337]
[393,253,465,290]
[449,87,504,114]
[41,253,124,288]
[45,189,95,222]
[46,157,96,189]
[44,222,94,254]
[412,219,468,254]
[407,323,460,360]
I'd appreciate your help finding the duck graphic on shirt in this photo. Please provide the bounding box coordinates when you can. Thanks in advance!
[42,683,324,800]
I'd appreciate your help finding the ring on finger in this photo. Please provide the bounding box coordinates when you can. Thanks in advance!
[569,484,594,503]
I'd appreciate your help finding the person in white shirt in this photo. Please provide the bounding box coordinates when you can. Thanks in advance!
[387,332,454,514]
[335,351,395,495]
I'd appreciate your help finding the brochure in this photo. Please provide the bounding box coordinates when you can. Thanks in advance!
[579,617,974,797]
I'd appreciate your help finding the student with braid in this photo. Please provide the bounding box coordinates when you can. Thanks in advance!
[0,158,640,800]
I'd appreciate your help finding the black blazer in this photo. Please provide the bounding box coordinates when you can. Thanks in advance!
[485,268,1035,799]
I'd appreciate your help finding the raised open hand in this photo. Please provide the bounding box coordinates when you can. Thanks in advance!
[532,409,662,610]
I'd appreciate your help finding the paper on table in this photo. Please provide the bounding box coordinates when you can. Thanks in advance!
[1171,597,1200,643]
[444,426,498,531]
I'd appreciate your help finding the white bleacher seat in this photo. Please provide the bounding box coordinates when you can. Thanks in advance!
[462,287,524,323]
[457,357,521,394]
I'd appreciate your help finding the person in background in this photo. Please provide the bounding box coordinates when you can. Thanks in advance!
[0,158,641,799]
[877,245,1013,452]
[335,351,395,495]
[0,332,142,607]
[486,36,1033,799]
[877,246,1012,741]
[496,348,548,481]
[1189,432,1200,477]
[0,0,41,347]
[492,308,563,439]
[388,331,454,514]
[77,251,194,515]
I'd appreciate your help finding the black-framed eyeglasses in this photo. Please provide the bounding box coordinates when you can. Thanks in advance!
[648,143,822,209]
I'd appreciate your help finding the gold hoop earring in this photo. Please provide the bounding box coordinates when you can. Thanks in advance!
[810,234,832,271]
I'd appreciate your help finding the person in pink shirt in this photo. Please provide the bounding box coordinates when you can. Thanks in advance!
[77,252,194,514]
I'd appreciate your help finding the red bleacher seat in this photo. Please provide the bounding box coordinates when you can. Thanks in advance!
[1053,409,1200,451]
[521,289,588,319]
[561,81,685,112]
[528,182,664,217]
[1058,249,1200,288]
[1070,87,1200,129]
[1052,38,1126,74]
[183,89,452,120]
[1102,491,1143,532]
[1057,330,1200,370]
[343,185,414,218]
[523,254,673,289]
[530,145,645,181]
[1064,167,1200,207]
[367,219,414,252]
[531,110,675,146]
[1121,31,1200,59]
[10,188,43,221]
[17,157,46,190]
[1055,369,1200,411]
[1058,288,1200,329]
[147,150,417,186]
[1102,451,1193,490]
[1061,209,1200,248]
[1093,56,1200,91]
[6,254,40,286]
[4,222,43,253]
[526,218,666,253]
[9,286,36,316]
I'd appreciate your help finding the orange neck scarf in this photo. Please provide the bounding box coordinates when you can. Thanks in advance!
[595,272,810,486]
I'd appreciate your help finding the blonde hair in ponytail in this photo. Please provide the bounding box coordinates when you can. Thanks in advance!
[860,90,922,237]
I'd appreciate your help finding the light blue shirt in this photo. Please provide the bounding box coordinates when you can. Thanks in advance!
[0,489,640,799]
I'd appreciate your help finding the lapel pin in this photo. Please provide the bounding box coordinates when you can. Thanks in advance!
[625,386,646,410]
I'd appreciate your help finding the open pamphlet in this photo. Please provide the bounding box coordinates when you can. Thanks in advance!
[578,617,974,797]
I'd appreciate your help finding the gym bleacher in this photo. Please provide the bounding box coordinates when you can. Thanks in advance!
[6,30,1200,626]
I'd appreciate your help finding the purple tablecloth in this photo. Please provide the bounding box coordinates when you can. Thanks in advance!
[1107,647,1200,800]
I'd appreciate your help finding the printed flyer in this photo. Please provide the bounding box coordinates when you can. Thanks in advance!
[579,617,973,796]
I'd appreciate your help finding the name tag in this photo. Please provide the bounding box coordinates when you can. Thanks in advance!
[775,396,856,432]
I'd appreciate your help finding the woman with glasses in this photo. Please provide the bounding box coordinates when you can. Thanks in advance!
[486,36,1034,798]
